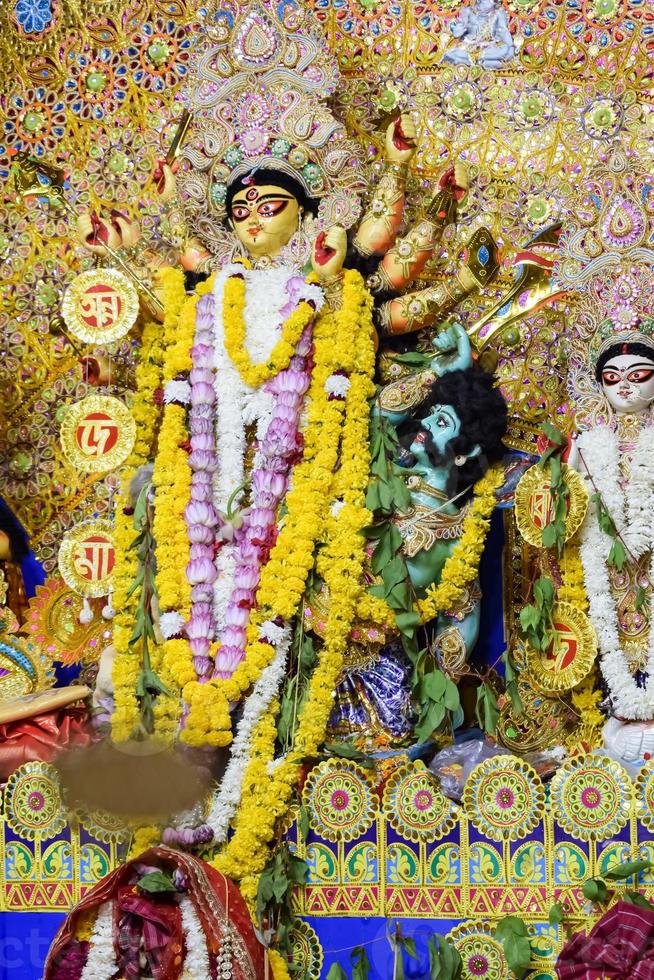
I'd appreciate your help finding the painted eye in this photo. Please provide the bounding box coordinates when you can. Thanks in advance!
[231,205,250,222]
[436,414,448,428]
[258,200,288,218]
[628,368,654,383]
[601,370,621,386]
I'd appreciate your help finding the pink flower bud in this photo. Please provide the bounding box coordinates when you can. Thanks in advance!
[186,613,214,640]
[188,523,214,545]
[190,636,211,657]
[190,417,213,436]
[185,501,218,527]
[186,557,218,585]
[190,382,215,406]
[190,432,214,452]
[213,647,243,677]
[223,603,250,627]
[191,584,213,602]
[220,624,246,647]
[189,449,218,472]
[190,367,214,386]
[190,543,214,561]
[234,565,260,589]
[191,343,213,369]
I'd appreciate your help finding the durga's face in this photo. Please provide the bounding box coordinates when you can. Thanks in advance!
[228,184,301,259]
[600,351,654,415]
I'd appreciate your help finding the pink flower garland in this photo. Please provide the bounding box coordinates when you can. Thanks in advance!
[183,283,314,682]
[185,291,220,680]
[213,331,312,678]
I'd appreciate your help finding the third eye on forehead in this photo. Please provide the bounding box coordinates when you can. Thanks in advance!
[232,190,295,206]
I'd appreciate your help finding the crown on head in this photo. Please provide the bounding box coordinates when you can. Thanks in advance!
[177,0,368,255]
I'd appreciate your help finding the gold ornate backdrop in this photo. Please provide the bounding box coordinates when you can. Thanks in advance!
[0,0,652,564]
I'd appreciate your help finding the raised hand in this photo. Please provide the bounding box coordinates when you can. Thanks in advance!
[311,225,347,280]
[385,113,417,165]
[75,210,123,256]
[431,322,472,374]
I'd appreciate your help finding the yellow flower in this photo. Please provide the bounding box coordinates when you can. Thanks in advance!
[223,274,315,387]
[417,464,504,623]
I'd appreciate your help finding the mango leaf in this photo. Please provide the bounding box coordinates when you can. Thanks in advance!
[298,805,310,843]
[495,917,531,979]
[395,610,422,636]
[607,537,626,571]
[475,683,500,735]
[582,878,608,903]
[392,351,433,368]
[541,523,558,550]
[429,933,463,979]
[403,936,418,961]
[324,742,375,769]
[625,891,654,910]
[502,650,524,717]
[636,586,647,612]
[351,945,371,980]
[415,700,446,742]
[534,577,555,608]
[604,859,653,880]
[326,965,348,980]
[548,902,565,926]
[137,871,177,894]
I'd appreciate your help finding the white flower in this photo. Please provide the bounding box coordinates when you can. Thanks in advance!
[180,896,211,980]
[164,379,192,404]
[325,373,351,398]
[578,423,654,719]
[259,620,286,644]
[159,610,186,639]
[331,500,346,517]
[80,902,117,980]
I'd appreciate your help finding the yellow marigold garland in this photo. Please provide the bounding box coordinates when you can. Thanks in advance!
[212,270,376,908]
[417,463,505,623]
[111,268,187,743]
[223,273,316,388]
[558,534,588,612]
[268,949,291,980]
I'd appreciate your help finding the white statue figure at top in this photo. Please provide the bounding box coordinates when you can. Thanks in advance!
[559,160,654,768]
[443,0,516,70]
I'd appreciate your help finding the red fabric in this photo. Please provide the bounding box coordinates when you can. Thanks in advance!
[557,901,654,979]
[0,706,92,779]
[44,845,268,980]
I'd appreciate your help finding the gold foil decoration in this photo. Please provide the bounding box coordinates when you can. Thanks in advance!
[60,394,135,473]
[61,268,139,344]
[514,463,588,548]
[525,601,597,694]
[58,520,115,598]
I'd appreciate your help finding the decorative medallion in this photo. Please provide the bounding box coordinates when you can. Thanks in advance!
[550,754,631,842]
[515,463,589,547]
[302,759,376,843]
[0,634,54,701]
[382,761,458,843]
[61,268,139,343]
[58,519,115,598]
[22,576,108,664]
[287,919,324,980]
[525,601,597,694]
[634,759,654,832]
[449,921,509,980]
[60,394,135,473]
[4,761,66,841]
[77,805,130,844]
[463,756,545,842]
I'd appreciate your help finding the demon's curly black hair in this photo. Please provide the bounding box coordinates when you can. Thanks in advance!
[400,367,508,496]
[595,340,654,382]
[225,169,318,221]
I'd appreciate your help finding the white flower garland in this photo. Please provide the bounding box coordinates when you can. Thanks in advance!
[179,895,211,980]
[80,902,117,980]
[578,425,654,718]
[206,623,291,842]
[210,266,321,627]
